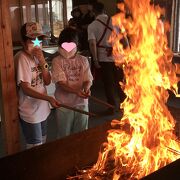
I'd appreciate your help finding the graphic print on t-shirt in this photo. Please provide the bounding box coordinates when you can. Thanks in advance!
[63,63,82,82]
[31,65,43,87]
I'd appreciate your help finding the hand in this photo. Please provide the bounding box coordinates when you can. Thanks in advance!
[84,88,91,96]
[94,61,101,69]
[32,48,46,65]
[76,90,89,99]
[48,96,61,108]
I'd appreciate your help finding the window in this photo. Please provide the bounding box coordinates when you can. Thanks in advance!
[66,0,72,21]
[50,0,64,37]
[9,0,72,45]
[49,0,72,37]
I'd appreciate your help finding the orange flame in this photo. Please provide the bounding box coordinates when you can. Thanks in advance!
[75,0,180,179]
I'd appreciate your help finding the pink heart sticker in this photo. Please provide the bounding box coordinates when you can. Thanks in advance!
[61,42,76,52]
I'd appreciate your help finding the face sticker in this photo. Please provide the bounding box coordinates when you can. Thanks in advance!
[32,37,42,47]
[61,42,76,52]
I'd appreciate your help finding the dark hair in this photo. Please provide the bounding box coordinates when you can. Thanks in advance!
[93,2,104,14]
[58,27,79,47]
[20,23,30,42]
[71,8,82,18]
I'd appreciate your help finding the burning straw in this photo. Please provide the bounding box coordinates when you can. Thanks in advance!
[70,0,180,179]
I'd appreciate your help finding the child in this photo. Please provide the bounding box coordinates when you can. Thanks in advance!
[51,27,93,138]
[14,22,60,149]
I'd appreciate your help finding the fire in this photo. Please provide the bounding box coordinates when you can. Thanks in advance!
[71,0,180,179]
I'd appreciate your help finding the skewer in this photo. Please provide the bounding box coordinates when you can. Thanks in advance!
[166,146,180,155]
[89,95,115,109]
[60,104,97,117]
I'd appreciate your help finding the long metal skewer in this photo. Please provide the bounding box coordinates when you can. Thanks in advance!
[89,95,115,109]
[59,104,97,117]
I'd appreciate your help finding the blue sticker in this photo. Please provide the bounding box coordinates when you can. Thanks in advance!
[32,37,42,47]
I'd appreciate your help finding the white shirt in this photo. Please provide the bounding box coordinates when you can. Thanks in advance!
[88,14,114,62]
[51,54,93,107]
[14,51,51,123]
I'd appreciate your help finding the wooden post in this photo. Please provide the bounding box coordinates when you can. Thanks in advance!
[0,0,20,154]
[49,0,54,34]
[63,0,68,27]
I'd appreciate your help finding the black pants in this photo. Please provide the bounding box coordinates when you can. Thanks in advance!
[99,62,126,107]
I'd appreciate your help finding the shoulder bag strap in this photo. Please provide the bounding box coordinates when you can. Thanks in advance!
[96,17,112,48]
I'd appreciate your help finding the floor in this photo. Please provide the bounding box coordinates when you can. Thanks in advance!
[0,76,179,158]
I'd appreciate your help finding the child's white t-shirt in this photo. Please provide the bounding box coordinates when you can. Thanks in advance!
[51,54,93,107]
[14,51,51,123]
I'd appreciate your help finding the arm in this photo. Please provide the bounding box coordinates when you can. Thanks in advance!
[88,39,101,68]
[20,82,60,108]
[40,64,51,86]
[32,48,51,85]
[57,81,89,98]
[83,81,92,96]
[82,57,93,96]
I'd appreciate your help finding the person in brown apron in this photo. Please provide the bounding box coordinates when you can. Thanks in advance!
[88,2,127,115]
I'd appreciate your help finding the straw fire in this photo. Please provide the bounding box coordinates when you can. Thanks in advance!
[71,0,180,179]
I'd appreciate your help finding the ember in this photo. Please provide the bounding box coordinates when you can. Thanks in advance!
[69,0,180,179]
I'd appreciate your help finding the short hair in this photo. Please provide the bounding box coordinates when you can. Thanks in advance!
[58,27,79,47]
[93,2,104,14]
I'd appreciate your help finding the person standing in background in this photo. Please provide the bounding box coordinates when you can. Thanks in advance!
[88,2,127,115]
[68,7,82,31]
[14,22,60,149]
[77,1,95,53]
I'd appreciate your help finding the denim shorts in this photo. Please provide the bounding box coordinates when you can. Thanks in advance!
[20,119,47,144]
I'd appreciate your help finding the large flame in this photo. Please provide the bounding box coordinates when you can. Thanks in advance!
[72,0,180,179]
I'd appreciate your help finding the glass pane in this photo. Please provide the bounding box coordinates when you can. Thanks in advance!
[45,3,50,25]
[38,3,44,25]
[22,0,36,23]
[51,0,64,37]
[66,0,73,21]
[31,5,36,22]
[38,2,50,26]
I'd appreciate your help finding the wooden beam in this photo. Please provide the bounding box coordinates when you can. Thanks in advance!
[49,0,54,34]
[0,0,20,154]
[63,0,68,27]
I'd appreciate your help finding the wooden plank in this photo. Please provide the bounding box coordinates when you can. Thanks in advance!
[0,122,111,180]
[0,0,20,154]
[0,107,179,179]
[142,158,180,180]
